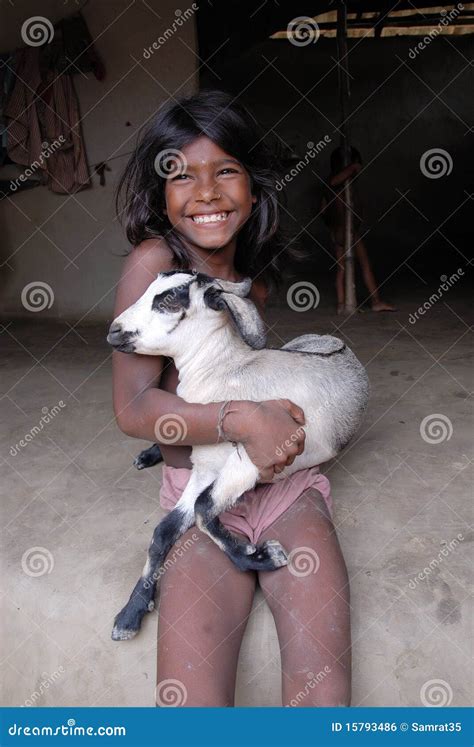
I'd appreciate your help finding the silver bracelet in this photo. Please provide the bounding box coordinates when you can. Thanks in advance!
[216,400,239,446]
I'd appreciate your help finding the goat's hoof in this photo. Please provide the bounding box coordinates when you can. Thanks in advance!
[133,445,163,470]
[260,539,288,569]
[234,539,288,571]
[111,625,138,641]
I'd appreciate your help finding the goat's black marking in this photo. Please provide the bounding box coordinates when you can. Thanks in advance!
[280,344,347,357]
[111,507,188,640]
[194,484,288,572]
[203,286,224,310]
[158,269,215,287]
[152,283,190,313]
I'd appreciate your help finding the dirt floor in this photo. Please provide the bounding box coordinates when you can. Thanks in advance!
[1,286,472,707]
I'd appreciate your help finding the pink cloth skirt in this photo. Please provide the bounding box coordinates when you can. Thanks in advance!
[159,465,333,545]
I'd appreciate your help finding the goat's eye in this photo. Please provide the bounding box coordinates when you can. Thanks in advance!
[152,286,190,313]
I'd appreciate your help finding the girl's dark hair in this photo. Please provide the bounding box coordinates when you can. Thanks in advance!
[330,146,362,174]
[115,89,305,292]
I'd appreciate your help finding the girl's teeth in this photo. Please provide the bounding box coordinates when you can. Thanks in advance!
[192,212,228,224]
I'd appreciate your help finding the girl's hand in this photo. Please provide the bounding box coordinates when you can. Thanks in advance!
[224,399,306,483]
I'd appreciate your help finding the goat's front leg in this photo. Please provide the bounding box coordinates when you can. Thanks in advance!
[194,449,289,572]
[111,469,215,641]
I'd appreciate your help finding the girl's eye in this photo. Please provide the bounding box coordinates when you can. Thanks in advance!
[218,168,239,175]
[171,173,189,181]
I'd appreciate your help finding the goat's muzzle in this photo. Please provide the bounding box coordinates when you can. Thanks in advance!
[107,322,136,353]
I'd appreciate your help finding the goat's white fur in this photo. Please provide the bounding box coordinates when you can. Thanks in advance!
[111,271,370,536]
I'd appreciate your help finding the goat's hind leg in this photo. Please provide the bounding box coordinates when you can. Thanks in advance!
[111,470,214,641]
[194,450,288,573]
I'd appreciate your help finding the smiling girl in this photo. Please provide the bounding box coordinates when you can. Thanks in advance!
[112,90,351,707]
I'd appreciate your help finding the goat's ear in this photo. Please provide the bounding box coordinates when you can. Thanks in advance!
[203,288,267,349]
[213,277,252,297]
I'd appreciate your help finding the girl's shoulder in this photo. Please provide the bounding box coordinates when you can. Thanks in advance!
[129,237,177,271]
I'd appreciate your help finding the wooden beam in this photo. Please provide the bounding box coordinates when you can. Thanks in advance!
[336,1,357,314]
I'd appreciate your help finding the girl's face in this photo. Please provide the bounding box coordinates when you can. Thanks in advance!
[163,136,257,254]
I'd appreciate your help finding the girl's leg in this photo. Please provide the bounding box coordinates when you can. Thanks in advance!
[258,488,351,706]
[156,525,256,707]
[355,239,396,311]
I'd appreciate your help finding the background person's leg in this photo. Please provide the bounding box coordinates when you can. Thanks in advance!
[355,239,396,311]
[258,489,351,706]
[156,525,257,707]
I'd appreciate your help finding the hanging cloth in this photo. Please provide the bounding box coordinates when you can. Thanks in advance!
[5,47,91,194]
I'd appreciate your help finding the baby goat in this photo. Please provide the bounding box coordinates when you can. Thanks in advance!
[107,270,369,640]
